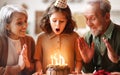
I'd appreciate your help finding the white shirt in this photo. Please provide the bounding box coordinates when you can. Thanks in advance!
[7,37,21,66]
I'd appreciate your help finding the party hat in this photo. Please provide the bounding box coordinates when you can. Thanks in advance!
[54,0,67,8]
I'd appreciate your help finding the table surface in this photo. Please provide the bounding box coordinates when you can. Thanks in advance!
[42,72,120,75]
[43,72,94,75]
[43,72,83,75]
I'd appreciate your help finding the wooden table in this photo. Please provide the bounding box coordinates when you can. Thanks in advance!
[42,72,120,75]
[43,73,93,75]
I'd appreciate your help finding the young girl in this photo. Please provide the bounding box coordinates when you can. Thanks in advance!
[0,5,35,75]
[33,0,82,74]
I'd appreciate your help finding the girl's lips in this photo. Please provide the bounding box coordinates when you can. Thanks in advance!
[56,28,60,32]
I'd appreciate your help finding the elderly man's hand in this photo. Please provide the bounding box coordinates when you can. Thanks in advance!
[78,37,94,63]
[102,37,119,63]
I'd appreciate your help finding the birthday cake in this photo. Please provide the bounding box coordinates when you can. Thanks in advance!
[46,65,70,75]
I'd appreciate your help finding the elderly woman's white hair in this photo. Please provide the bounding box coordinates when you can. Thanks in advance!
[0,4,27,37]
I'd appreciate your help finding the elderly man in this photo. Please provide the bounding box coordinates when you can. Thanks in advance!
[78,0,120,74]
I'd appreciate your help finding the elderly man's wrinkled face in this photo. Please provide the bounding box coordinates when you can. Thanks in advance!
[83,4,109,36]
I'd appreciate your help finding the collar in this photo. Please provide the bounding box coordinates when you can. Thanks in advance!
[48,32,70,39]
[93,21,114,40]
[102,21,114,39]
[48,32,56,39]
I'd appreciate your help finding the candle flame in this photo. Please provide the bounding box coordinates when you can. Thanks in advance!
[50,53,67,66]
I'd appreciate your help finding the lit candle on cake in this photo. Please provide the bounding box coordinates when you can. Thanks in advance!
[50,53,67,66]
[46,53,70,75]
[59,54,67,66]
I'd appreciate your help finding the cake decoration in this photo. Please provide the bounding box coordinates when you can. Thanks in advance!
[46,54,70,75]
[46,65,70,75]
[54,0,67,8]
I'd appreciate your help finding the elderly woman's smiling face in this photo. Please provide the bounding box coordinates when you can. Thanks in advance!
[6,12,28,39]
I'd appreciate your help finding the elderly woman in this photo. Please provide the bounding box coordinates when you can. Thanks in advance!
[0,5,35,75]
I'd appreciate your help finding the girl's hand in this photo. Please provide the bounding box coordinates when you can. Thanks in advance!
[32,70,43,75]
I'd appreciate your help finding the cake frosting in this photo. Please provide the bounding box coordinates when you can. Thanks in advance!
[46,65,70,75]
